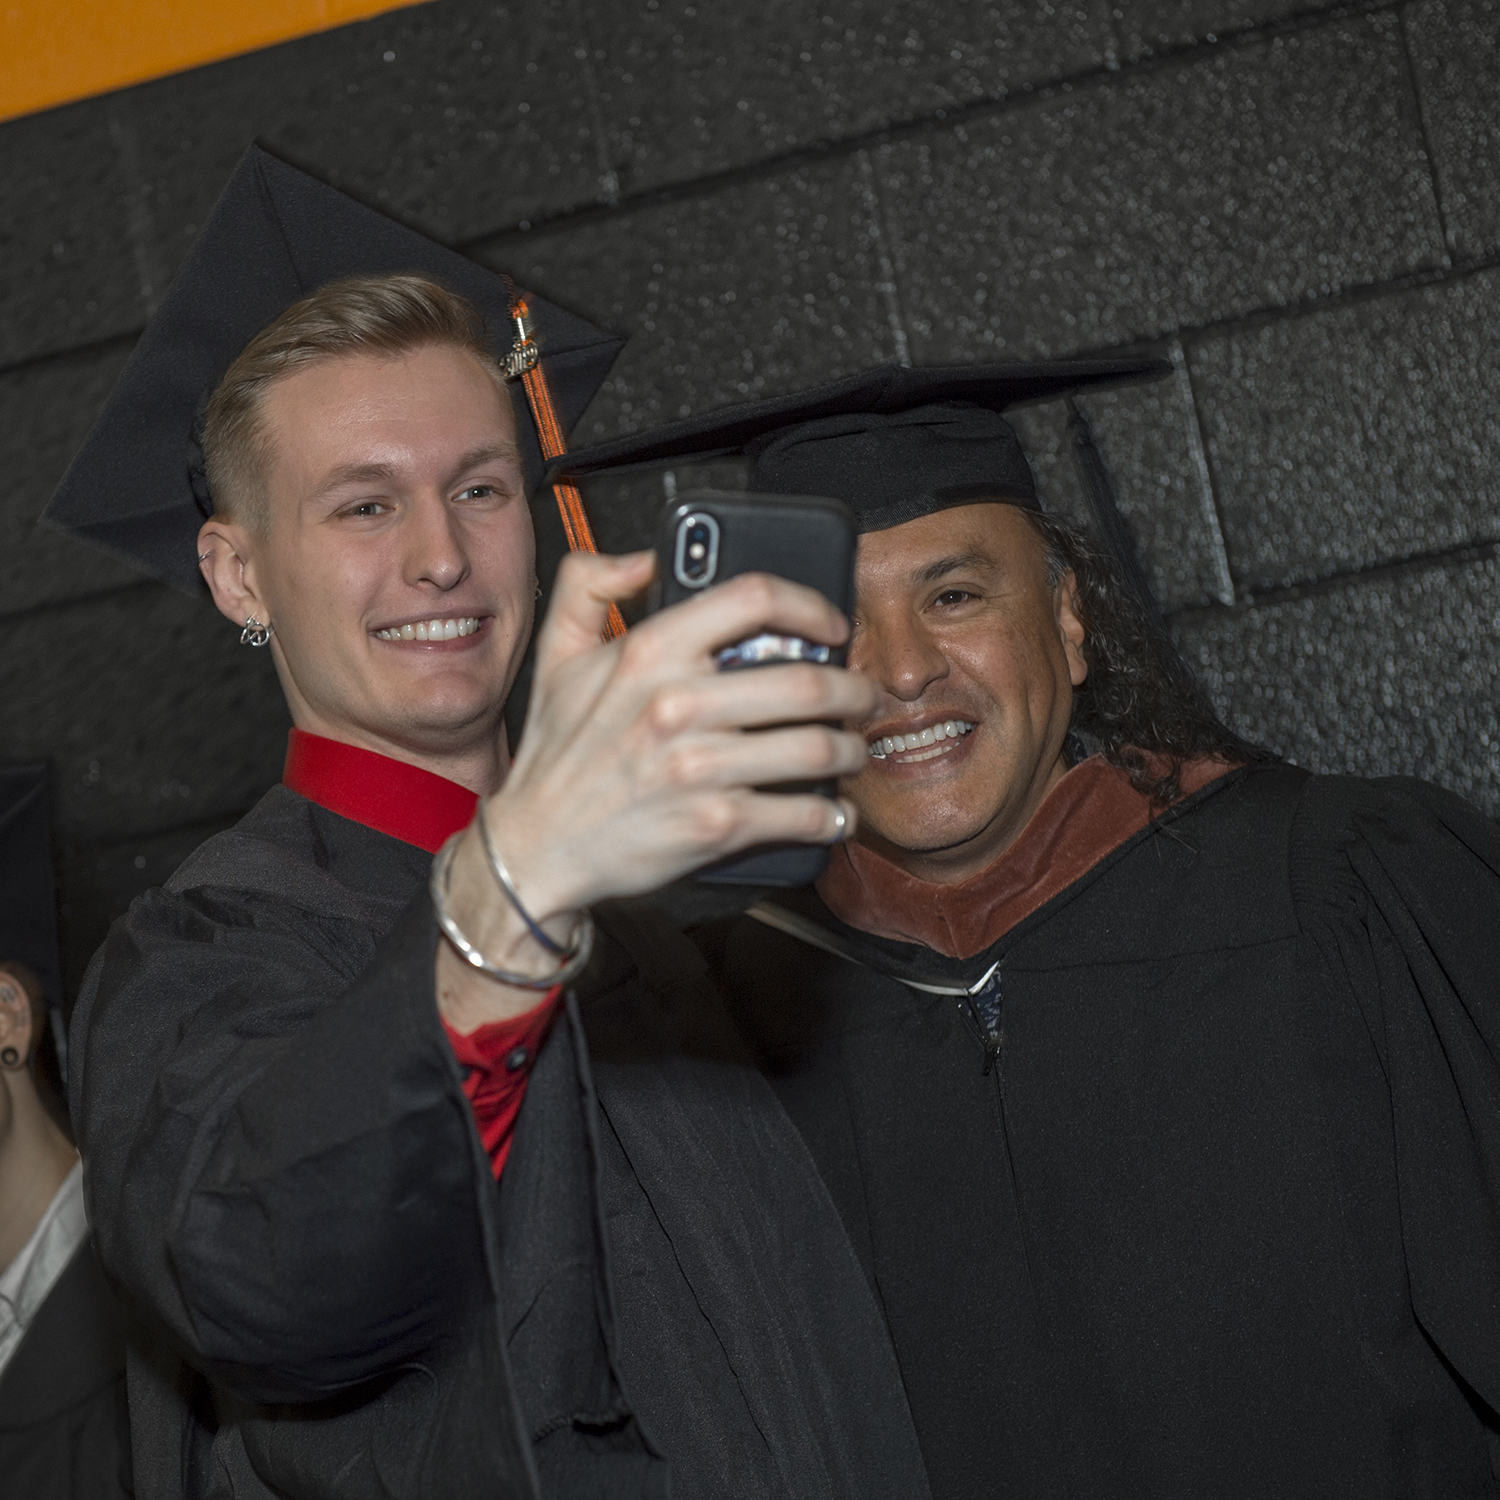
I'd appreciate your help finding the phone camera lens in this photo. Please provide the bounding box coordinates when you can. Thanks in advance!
[674,513,719,588]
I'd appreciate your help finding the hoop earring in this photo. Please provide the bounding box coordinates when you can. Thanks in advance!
[240,616,273,647]
[1,1047,20,1068]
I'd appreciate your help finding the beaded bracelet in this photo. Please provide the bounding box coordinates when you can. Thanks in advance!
[429,832,594,990]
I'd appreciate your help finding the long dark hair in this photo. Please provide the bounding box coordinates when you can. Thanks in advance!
[1026,511,1274,806]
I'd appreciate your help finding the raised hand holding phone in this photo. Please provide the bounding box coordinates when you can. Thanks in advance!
[436,543,872,1029]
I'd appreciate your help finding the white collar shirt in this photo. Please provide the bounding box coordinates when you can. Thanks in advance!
[0,1159,87,1382]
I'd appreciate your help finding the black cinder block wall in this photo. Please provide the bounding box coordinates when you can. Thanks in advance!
[1,0,1496,992]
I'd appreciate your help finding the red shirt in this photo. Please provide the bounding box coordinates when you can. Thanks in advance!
[283,727,559,1176]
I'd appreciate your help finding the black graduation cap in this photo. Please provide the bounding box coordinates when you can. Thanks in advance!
[0,765,62,1015]
[550,359,1170,535]
[42,145,622,596]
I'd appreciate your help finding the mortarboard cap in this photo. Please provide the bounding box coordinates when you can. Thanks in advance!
[43,145,622,595]
[0,765,62,1014]
[551,359,1170,534]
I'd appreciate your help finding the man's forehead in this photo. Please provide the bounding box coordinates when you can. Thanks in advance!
[857,500,1034,570]
[259,345,521,484]
[263,342,515,418]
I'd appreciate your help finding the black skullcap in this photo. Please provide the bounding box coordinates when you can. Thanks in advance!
[42,145,622,595]
[0,765,61,1013]
[551,358,1169,533]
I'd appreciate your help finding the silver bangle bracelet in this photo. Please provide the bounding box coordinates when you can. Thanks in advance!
[429,832,595,990]
[477,806,566,958]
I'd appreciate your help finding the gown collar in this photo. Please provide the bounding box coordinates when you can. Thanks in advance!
[814,753,1239,961]
[282,727,479,854]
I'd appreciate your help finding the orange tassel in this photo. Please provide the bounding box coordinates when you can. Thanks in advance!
[512,296,626,642]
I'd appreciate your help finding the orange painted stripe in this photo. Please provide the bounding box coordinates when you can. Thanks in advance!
[1,0,437,125]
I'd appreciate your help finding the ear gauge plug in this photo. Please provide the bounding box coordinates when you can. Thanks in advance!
[1,1047,20,1067]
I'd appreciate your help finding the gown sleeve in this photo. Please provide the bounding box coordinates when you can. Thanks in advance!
[70,880,493,1406]
[1292,775,1500,1417]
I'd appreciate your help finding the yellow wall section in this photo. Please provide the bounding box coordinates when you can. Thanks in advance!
[1,0,436,124]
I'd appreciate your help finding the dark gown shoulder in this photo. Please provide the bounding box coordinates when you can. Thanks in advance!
[72,785,543,1497]
[164,782,432,919]
[70,782,491,1407]
[1285,772,1500,1426]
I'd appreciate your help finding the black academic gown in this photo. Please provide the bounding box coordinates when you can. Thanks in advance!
[0,1238,131,1499]
[698,766,1500,1500]
[70,784,929,1500]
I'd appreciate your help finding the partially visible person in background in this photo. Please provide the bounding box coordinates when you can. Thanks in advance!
[0,767,129,1500]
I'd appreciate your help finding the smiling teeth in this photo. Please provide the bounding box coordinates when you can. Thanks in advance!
[868,720,975,760]
[375,616,480,642]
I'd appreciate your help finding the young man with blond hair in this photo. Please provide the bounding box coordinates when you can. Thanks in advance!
[53,152,928,1500]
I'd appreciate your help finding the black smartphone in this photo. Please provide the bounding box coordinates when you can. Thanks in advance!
[650,489,858,887]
